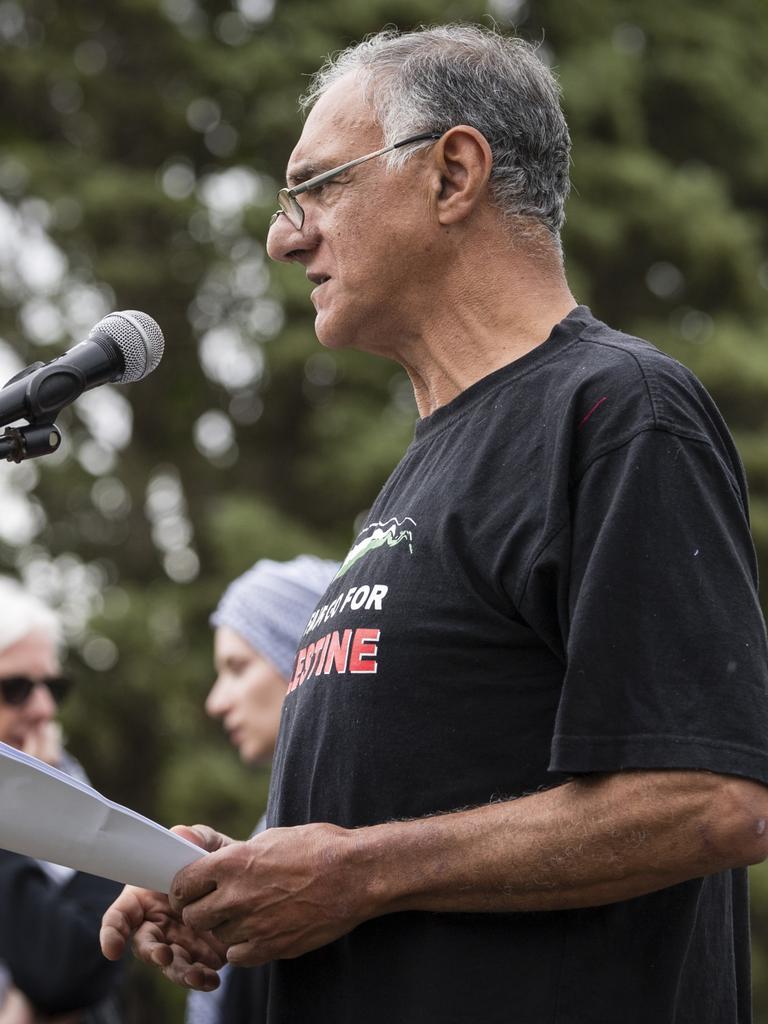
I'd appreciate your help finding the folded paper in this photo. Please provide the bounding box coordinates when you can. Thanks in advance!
[0,741,204,892]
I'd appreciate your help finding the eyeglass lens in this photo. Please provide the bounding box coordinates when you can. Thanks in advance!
[0,676,71,706]
[277,191,304,230]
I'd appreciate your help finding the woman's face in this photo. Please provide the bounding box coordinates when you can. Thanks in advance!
[205,626,288,765]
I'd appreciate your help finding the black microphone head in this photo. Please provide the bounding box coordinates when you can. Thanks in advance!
[90,310,165,383]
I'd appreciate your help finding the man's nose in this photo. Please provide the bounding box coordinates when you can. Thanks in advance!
[266,211,318,263]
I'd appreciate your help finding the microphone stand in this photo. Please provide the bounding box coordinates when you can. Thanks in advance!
[0,422,62,463]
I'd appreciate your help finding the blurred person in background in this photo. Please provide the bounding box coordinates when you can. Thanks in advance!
[0,963,32,1024]
[186,555,339,1024]
[0,577,124,1023]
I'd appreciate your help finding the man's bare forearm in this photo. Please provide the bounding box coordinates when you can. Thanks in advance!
[346,770,768,918]
[164,769,768,968]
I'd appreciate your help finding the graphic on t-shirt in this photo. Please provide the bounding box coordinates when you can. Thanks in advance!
[292,581,391,689]
[335,516,416,578]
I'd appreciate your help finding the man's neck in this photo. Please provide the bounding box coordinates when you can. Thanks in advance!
[392,241,577,419]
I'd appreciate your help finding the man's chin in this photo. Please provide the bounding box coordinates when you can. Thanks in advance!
[313,309,356,351]
[314,309,397,359]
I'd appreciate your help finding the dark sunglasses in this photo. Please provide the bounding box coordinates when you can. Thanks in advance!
[0,675,72,707]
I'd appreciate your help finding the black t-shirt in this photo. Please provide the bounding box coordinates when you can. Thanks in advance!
[266,306,768,1024]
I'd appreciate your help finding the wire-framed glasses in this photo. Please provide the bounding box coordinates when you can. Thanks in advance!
[270,131,443,231]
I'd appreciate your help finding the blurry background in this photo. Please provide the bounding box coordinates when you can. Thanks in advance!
[0,0,767,1019]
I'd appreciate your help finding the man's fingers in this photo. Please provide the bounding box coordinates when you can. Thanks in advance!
[170,928,228,969]
[99,921,128,962]
[135,917,226,971]
[136,921,175,967]
[171,823,234,852]
[226,939,270,967]
[180,959,222,992]
[137,925,221,989]
[100,886,152,960]
[209,914,256,947]
[169,864,218,914]
[100,878,227,995]
[181,894,230,935]
[168,826,240,914]
[147,942,174,968]
[157,943,222,991]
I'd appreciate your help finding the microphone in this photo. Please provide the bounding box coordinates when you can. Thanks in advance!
[0,310,165,430]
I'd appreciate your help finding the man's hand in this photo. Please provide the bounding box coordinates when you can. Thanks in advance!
[120,771,767,980]
[170,823,370,966]
[99,826,231,990]
[170,773,768,970]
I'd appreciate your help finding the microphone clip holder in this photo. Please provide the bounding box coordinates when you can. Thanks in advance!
[0,421,62,463]
[0,360,74,463]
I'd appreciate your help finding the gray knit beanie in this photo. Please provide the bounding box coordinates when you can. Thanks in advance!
[210,556,339,680]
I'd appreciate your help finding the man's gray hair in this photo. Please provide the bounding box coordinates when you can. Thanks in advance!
[0,576,61,652]
[301,24,571,240]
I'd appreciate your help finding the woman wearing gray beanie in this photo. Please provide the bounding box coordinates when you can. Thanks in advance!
[206,555,338,765]
[187,554,338,1024]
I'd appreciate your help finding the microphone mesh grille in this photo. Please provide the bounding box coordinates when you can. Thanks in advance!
[91,310,165,383]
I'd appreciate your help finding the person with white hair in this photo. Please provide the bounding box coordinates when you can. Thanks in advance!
[0,576,65,760]
[0,576,124,1022]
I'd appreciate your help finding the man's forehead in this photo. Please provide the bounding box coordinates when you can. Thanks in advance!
[0,630,58,674]
[286,74,381,181]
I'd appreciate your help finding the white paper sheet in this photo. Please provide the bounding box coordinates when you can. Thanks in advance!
[0,741,204,892]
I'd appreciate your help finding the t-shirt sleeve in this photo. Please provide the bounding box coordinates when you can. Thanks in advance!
[537,428,768,782]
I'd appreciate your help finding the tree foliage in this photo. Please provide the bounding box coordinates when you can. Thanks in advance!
[0,0,767,1019]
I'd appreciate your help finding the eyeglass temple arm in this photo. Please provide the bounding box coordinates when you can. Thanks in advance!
[288,132,442,198]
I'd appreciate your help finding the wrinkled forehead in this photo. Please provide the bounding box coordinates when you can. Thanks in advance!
[287,73,383,180]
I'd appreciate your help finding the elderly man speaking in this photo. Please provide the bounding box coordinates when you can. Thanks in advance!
[101,24,768,1024]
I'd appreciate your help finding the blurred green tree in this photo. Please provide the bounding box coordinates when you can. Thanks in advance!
[0,0,766,1020]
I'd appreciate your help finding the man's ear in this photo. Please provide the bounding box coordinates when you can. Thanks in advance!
[430,126,493,225]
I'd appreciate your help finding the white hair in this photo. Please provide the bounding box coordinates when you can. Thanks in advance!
[301,24,571,244]
[0,576,61,652]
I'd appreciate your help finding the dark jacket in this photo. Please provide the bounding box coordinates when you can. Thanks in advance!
[0,849,123,1016]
